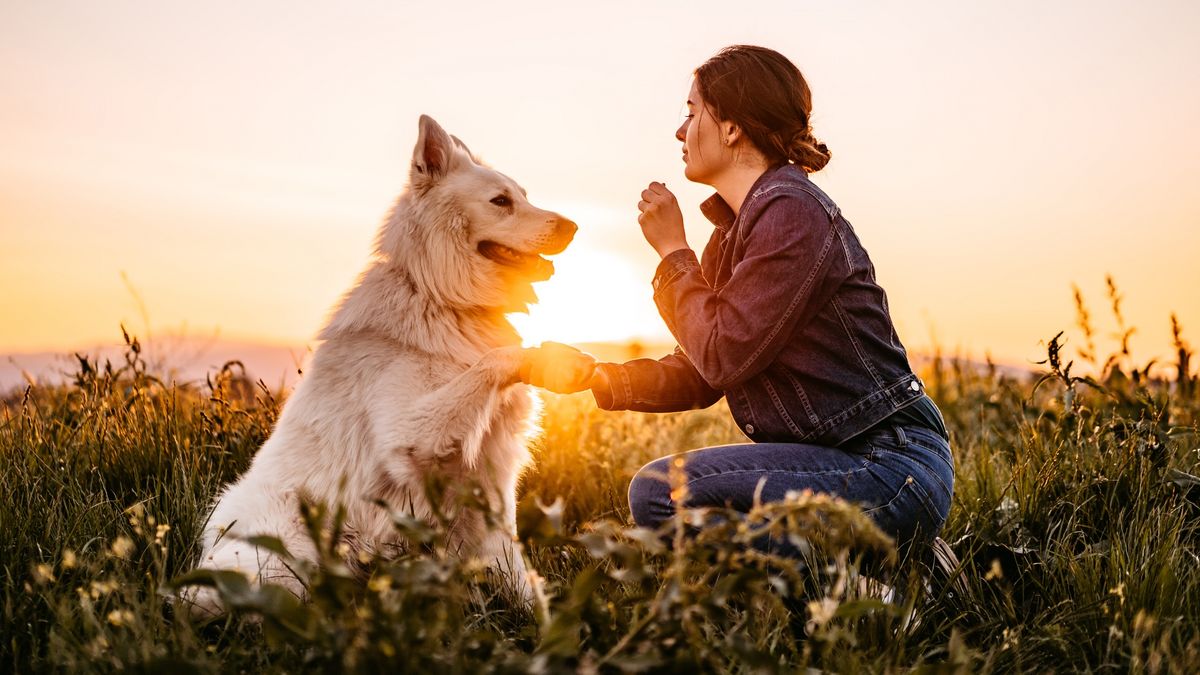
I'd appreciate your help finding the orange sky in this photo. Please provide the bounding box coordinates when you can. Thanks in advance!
[1,1,1198,373]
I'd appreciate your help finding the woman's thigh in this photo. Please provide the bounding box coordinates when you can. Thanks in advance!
[627,425,953,549]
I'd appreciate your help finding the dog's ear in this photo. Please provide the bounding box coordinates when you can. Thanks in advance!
[412,115,456,181]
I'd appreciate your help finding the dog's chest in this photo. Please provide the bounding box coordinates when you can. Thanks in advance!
[492,385,535,436]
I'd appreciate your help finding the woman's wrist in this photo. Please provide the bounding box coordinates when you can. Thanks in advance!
[588,364,611,392]
[655,242,690,259]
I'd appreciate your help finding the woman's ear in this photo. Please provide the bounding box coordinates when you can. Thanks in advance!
[722,122,742,147]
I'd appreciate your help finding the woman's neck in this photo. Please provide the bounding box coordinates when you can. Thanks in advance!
[712,159,773,217]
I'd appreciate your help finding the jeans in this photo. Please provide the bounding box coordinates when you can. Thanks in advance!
[627,424,954,562]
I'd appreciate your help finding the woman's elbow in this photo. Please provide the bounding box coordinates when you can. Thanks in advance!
[695,364,746,392]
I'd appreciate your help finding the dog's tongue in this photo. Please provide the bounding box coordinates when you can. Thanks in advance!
[529,256,555,281]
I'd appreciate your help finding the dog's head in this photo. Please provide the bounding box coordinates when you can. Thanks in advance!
[379,115,576,312]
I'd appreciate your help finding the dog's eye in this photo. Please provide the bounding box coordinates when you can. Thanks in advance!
[490,195,512,208]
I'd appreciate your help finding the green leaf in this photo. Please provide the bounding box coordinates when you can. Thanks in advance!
[242,535,294,560]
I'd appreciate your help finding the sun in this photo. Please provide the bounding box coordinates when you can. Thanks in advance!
[508,247,668,348]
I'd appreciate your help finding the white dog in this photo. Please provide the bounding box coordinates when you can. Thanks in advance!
[184,115,576,616]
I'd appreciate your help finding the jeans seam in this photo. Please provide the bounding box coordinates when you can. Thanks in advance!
[685,464,873,485]
[862,478,913,515]
[902,433,956,477]
[868,447,954,506]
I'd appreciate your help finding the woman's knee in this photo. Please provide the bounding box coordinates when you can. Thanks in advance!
[627,458,674,529]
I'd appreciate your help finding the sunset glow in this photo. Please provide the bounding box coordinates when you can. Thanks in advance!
[1,1,1198,380]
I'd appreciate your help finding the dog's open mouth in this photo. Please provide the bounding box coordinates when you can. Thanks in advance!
[478,241,556,280]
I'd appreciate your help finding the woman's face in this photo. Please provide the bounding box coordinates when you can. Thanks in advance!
[676,79,732,185]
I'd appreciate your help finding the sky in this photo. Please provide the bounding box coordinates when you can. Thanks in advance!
[1,0,1198,373]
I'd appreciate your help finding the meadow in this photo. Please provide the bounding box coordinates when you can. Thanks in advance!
[3,285,1199,673]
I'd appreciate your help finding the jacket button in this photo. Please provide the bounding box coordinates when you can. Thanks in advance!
[744,423,755,435]
[910,381,920,391]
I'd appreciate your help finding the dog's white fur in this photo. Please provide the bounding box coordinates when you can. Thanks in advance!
[184,115,575,616]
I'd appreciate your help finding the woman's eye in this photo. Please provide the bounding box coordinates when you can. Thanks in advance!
[490,195,511,207]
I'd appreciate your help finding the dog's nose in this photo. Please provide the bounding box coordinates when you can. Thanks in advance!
[554,217,578,239]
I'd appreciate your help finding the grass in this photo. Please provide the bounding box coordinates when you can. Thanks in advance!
[3,284,1200,673]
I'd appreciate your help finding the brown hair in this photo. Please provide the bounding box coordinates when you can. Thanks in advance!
[695,45,832,173]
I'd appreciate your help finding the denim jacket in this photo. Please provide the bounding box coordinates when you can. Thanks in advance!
[593,164,926,447]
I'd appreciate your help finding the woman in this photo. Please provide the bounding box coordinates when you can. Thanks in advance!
[523,45,954,564]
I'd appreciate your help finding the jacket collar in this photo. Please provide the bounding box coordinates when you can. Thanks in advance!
[698,163,797,230]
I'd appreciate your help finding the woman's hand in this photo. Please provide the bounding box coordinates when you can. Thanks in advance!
[519,342,597,394]
[637,182,689,258]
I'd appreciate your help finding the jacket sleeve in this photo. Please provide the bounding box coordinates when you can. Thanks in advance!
[651,192,848,390]
[590,347,724,412]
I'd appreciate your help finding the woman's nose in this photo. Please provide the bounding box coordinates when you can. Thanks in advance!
[675,121,687,143]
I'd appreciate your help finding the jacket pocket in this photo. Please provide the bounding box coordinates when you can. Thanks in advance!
[762,378,803,437]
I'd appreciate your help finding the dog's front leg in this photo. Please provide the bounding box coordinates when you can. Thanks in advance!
[373,346,524,471]
[480,527,532,604]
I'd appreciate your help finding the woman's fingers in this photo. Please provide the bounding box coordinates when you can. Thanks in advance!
[636,180,687,257]
[642,184,674,203]
[521,343,597,393]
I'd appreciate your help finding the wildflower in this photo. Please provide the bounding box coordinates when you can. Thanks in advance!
[32,563,55,585]
[1001,627,1019,651]
[85,636,109,657]
[1133,609,1156,635]
[110,536,134,559]
[806,597,839,633]
[90,579,118,598]
[668,457,689,503]
[984,559,1004,581]
[368,574,392,592]
[125,503,146,534]
[154,523,171,546]
[107,609,135,626]
[62,549,77,569]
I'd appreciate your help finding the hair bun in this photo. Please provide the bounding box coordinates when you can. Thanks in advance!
[788,128,832,172]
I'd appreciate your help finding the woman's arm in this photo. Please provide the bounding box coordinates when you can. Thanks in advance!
[518,343,724,413]
[653,192,848,390]
[591,347,724,413]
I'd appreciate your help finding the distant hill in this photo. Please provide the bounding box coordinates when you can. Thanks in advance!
[0,337,311,394]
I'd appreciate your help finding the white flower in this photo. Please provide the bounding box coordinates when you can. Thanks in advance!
[806,597,839,633]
